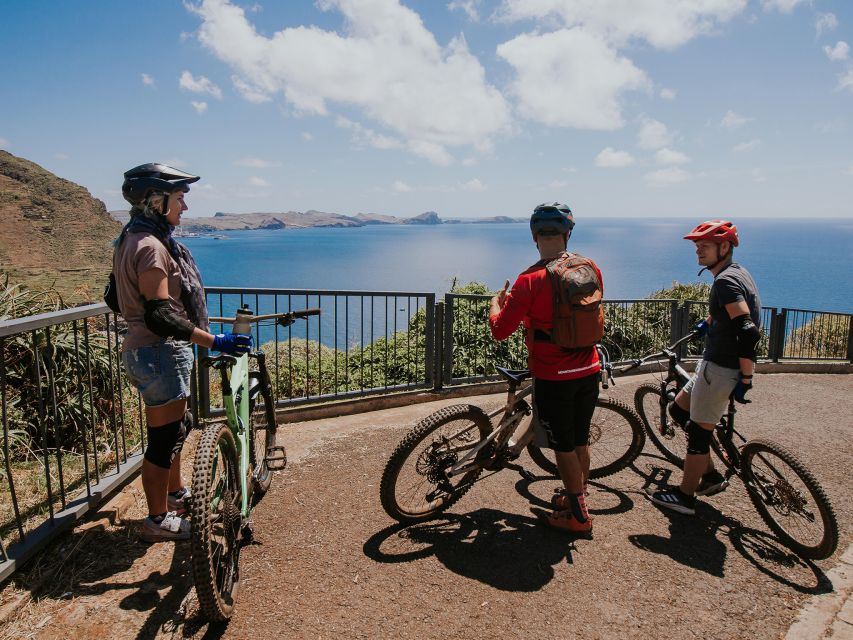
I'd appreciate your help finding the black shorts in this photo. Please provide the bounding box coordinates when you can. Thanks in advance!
[533,374,599,453]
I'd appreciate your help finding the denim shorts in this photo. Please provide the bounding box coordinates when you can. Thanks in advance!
[122,341,194,408]
[682,359,739,425]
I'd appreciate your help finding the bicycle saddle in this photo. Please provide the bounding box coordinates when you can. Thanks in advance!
[495,367,531,384]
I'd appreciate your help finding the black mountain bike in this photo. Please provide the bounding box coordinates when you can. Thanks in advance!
[625,332,838,560]
[380,348,645,524]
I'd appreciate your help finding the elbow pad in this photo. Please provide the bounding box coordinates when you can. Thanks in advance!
[734,314,760,360]
[143,299,195,340]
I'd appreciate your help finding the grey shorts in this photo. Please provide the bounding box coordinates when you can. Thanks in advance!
[122,341,194,408]
[682,359,739,425]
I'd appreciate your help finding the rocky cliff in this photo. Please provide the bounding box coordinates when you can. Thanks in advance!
[0,150,120,302]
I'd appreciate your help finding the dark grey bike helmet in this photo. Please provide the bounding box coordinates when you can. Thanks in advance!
[122,163,200,208]
[530,202,574,235]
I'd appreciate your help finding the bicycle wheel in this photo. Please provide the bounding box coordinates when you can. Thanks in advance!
[741,439,839,560]
[380,404,493,524]
[248,371,278,496]
[526,396,645,479]
[190,423,243,621]
[634,382,688,468]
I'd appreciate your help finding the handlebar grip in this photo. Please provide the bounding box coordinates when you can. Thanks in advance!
[292,308,322,318]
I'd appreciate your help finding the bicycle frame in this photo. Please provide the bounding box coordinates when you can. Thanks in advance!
[444,382,533,478]
[214,353,252,516]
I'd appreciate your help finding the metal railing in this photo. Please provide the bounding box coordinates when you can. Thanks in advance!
[1,290,851,583]
[0,303,148,582]
[200,288,436,417]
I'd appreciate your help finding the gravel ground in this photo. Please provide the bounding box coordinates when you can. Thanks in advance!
[1,373,850,640]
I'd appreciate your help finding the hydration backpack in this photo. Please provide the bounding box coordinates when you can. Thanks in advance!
[539,252,605,349]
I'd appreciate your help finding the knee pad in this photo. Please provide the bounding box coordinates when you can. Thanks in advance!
[686,420,713,455]
[668,402,690,429]
[145,418,187,469]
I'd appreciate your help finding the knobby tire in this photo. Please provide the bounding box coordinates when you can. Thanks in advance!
[380,404,493,524]
[190,423,242,621]
[526,396,645,478]
[634,382,688,468]
[741,439,839,560]
[248,371,278,497]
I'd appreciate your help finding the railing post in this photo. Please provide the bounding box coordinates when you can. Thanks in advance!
[668,300,680,345]
[433,301,444,391]
[776,309,788,361]
[424,295,436,388]
[443,296,455,386]
[846,314,853,364]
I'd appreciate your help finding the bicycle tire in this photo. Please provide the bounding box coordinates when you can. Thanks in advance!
[526,396,646,479]
[741,439,839,560]
[380,404,493,524]
[248,371,278,496]
[634,382,688,468]
[190,423,242,621]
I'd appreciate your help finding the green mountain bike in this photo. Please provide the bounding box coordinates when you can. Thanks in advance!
[191,305,320,621]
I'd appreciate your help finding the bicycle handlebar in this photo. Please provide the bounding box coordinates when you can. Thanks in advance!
[610,330,699,376]
[208,307,322,325]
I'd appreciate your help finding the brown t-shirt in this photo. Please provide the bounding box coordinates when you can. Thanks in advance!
[113,232,190,352]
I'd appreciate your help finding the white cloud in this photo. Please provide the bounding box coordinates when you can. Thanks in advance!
[815,13,838,37]
[0,137,9,148]
[302,132,313,141]
[761,0,807,13]
[644,167,690,187]
[141,73,155,87]
[448,0,482,21]
[248,176,270,187]
[550,179,568,188]
[54,152,69,160]
[191,101,209,114]
[495,0,747,50]
[595,147,635,168]
[733,138,760,152]
[392,180,412,192]
[837,69,853,92]
[232,75,272,103]
[462,157,479,166]
[660,87,676,100]
[460,178,486,191]
[234,157,280,168]
[179,70,223,100]
[824,41,849,62]
[721,110,753,128]
[751,168,767,182]
[637,117,672,149]
[843,166,853,176]
[497,28,649,130]
[562,166,578,173]
[191,0,511,165]
[655,148,690,165]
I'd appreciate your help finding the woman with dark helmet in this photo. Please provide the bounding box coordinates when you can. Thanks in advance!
[114,163,252,542]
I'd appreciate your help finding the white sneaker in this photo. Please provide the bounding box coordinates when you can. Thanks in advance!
[141,512,190,543]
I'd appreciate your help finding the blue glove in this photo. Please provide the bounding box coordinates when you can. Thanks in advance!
[693,320,710,337]
[733,380,752,404]
[212,332,253,355]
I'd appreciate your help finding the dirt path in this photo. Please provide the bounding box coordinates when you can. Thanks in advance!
[1,374,850,639]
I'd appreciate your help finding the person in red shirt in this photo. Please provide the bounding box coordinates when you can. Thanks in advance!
[489,203,602,536]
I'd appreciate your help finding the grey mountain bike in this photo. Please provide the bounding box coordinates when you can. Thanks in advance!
[380,349,645,524]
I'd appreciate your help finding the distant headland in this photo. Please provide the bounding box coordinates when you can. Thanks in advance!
[108,209,526,232]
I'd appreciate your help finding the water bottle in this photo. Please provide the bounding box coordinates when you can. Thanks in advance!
[234,305,253,335]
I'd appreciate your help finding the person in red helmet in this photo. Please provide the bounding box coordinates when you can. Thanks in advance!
[651,220,762,515]
[489,203,604,536]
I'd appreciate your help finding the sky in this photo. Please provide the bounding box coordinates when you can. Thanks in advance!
[1,0,852,219]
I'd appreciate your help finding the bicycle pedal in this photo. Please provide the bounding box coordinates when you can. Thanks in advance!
[265,445,287,470]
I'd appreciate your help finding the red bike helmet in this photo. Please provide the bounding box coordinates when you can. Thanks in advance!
[683,220,739,247]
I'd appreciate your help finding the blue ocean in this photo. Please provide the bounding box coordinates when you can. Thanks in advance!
[183,218,853,314]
